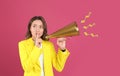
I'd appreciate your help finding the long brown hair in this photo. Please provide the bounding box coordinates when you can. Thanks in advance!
[25,16,48,40]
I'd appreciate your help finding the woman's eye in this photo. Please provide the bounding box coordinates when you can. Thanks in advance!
[33,25,36,28]
[39,26,43,29]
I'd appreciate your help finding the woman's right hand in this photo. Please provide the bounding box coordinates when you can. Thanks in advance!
[35,34,42,48]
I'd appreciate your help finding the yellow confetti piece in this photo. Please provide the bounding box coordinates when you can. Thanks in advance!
[84,32,89,36]
[83,23,96,30]
[81,20,85,24]
[83,26,88,29]
[84,32,99,38]
[81,11,92,24]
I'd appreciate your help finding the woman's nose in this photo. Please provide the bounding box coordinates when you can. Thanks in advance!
[36,27,40,31]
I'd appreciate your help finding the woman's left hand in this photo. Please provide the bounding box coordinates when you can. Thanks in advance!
[57,37,66,50]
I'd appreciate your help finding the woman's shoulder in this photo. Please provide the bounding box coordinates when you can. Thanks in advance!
[19,39,26,43]
[18,38,33,45]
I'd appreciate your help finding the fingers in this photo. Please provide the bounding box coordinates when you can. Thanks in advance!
[57,38,65,45]
[35,33,42,48]
[57,38,66,42]
[36,33,39,39]
[35,34,38,45]
[57,37,66,50]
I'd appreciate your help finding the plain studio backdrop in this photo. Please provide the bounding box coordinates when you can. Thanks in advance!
[0,0,120,76]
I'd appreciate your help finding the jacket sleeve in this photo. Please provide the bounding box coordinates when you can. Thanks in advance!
[18,41,42,72]
[50,42,70,72]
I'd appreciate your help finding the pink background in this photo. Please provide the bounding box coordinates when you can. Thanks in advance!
[0,0,120,76]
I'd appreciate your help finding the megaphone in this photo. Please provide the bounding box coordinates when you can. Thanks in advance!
[45,21,80,39]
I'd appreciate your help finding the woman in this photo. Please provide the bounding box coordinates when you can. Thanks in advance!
[18,16,70,76]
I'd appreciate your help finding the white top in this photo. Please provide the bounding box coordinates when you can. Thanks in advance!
[39,44,44,76]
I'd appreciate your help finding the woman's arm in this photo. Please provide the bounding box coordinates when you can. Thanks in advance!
[18,41,42,72]
[50,42,70,72]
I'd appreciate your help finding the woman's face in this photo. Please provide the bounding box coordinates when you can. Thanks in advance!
[30,20,44,39]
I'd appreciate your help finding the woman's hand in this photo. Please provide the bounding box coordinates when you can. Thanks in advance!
[35,34,42,48]
[57,37,66,50]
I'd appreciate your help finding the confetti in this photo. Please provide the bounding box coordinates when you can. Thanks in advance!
[83,23,96,30]
[81,12,92,24]
[84,32,99,37]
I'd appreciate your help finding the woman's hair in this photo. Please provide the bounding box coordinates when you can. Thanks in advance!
[25,16,48,40]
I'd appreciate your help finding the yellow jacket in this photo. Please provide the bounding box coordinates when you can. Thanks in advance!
[18,38,70,76]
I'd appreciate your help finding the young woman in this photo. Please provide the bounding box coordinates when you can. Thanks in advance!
[18,16,70,76]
